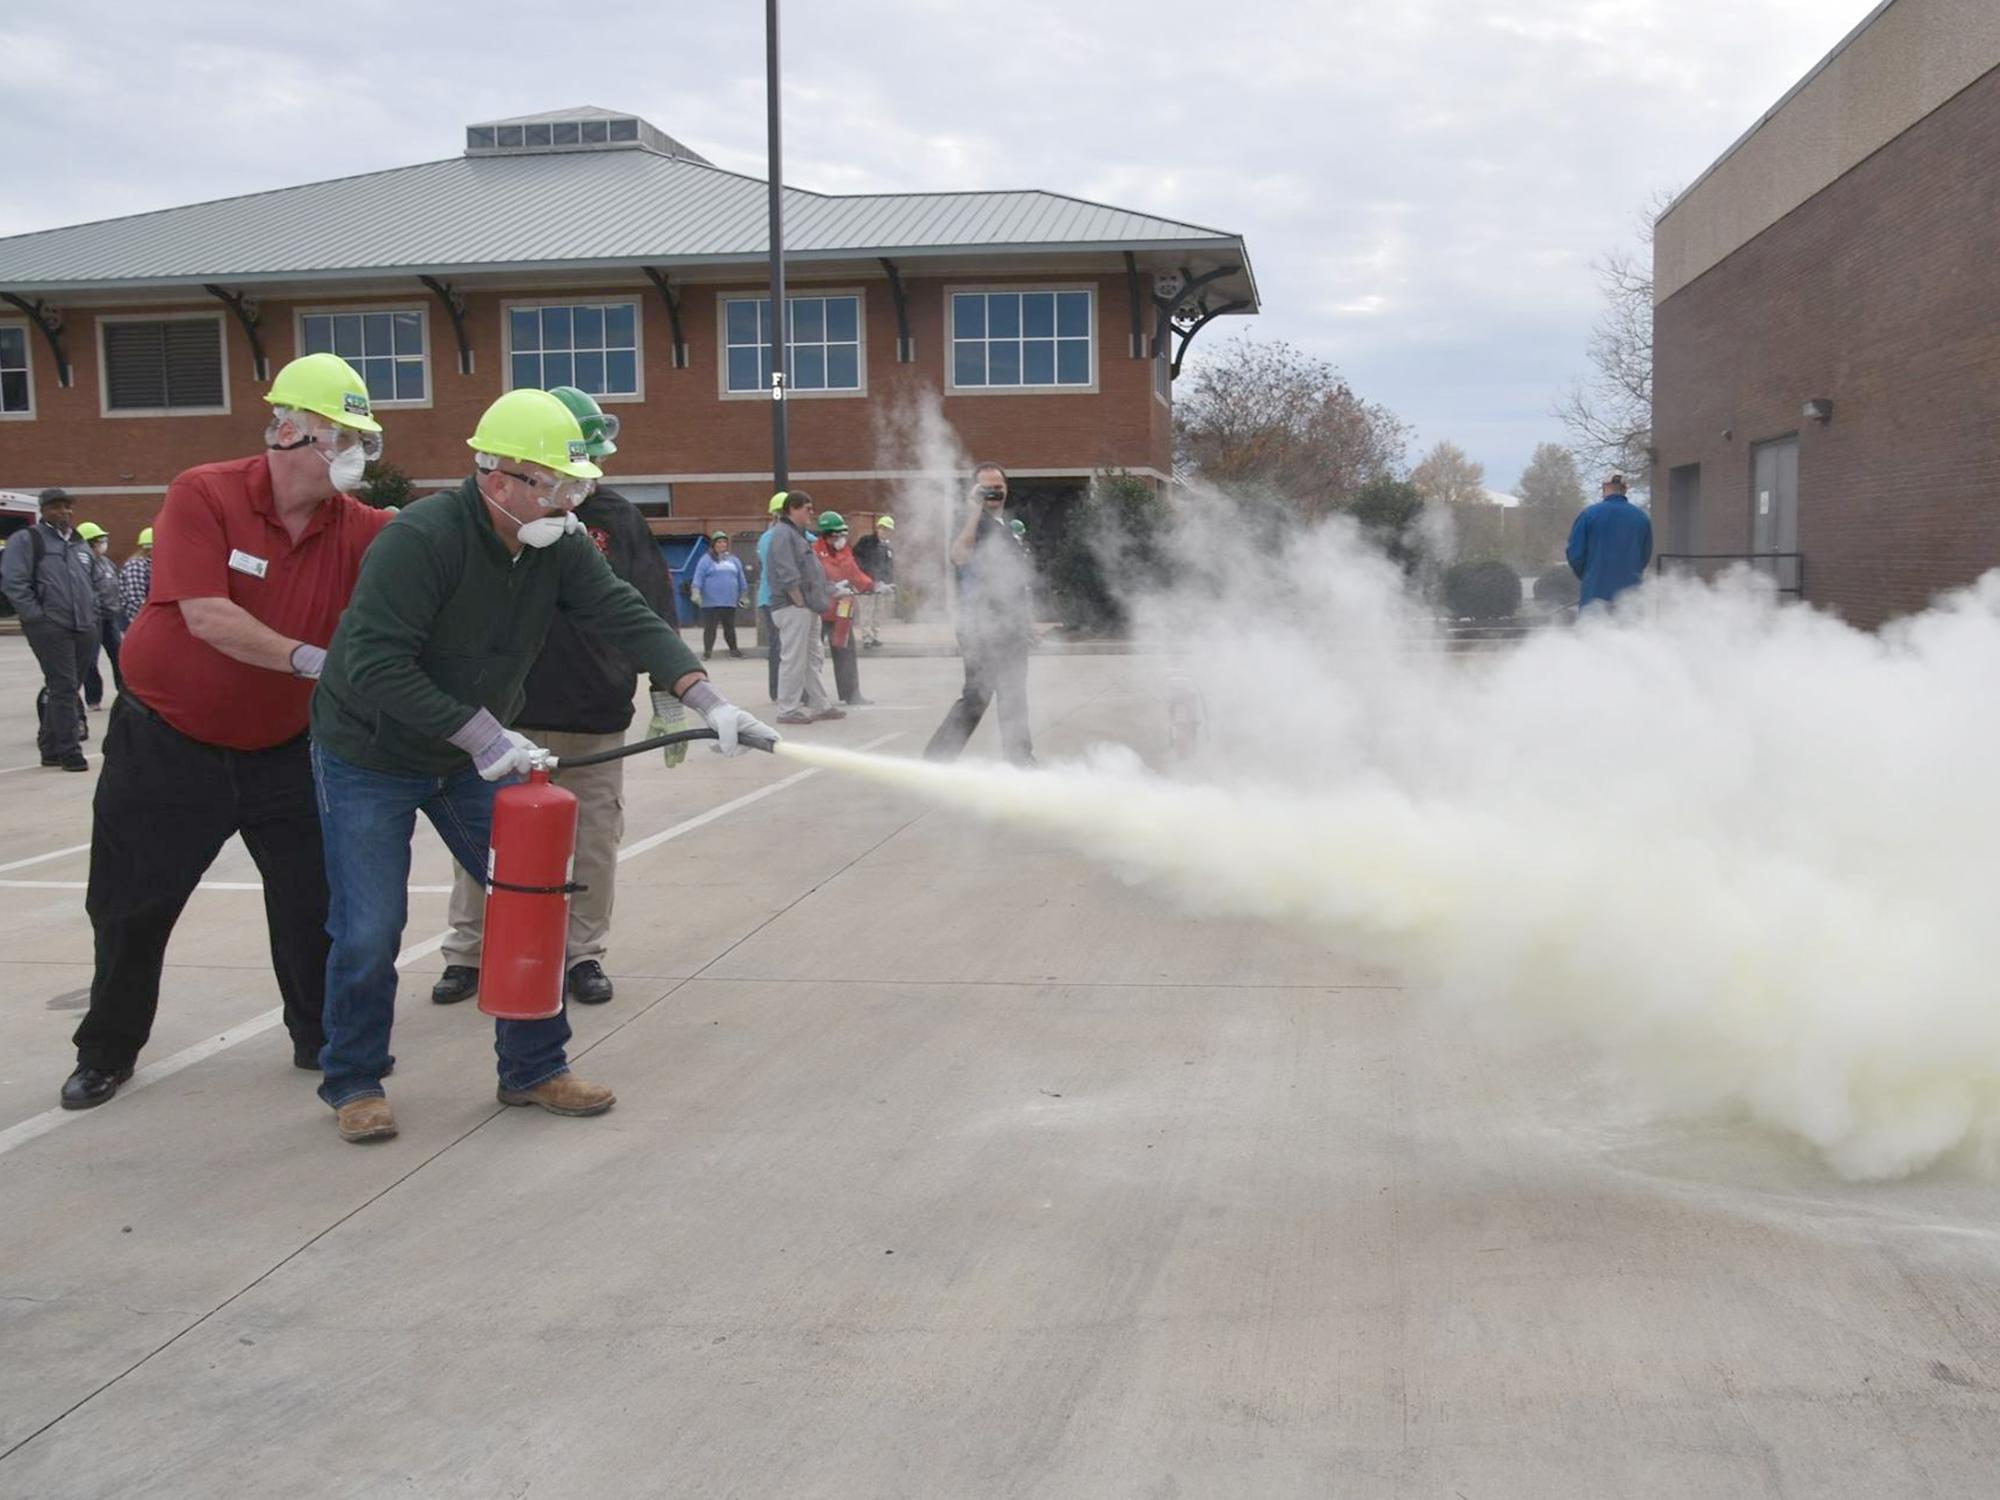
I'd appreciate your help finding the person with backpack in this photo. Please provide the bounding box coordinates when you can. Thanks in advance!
[0,489,99,770]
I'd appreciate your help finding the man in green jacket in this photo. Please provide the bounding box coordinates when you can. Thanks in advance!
[310,389,776,1143]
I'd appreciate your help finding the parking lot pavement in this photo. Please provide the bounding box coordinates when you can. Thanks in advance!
[2,635,1997,1498]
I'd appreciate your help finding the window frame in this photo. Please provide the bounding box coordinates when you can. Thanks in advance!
[1153,333,1172,407]
[293,303,433,410]
[0,318,34,421]
[500,295,646,404]
[95,311,231,420]
[714,288,869,402]
[944,284,1099,397]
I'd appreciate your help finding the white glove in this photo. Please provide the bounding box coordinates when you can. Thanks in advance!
[831,580,855,598]
[289,643,327,679]
[449,710,545,781]
[680,681,778,757]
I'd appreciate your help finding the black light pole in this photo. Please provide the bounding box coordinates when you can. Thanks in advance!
[765,0,789,488]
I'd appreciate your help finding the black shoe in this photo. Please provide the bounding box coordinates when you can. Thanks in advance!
[703,650,713,660]
[728,649,746,658]
[566,960,614,1005]
[61,1064,133,1110]
[46,751,89,772]
[432,964,479,1004]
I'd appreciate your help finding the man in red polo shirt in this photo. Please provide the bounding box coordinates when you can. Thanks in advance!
[59,353,392,1110]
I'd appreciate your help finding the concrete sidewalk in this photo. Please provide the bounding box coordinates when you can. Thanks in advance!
[0,636,1996,1498]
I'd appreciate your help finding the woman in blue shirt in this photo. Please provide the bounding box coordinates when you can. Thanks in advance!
[691,532,750,659]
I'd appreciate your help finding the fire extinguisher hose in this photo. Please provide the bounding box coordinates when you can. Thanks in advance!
[547,727,780,769]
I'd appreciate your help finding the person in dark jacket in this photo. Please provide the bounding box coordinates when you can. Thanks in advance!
[432,387,682,1012]
[0,488,99,769]
[310,388,775,1143]
[924,464,1036,766]
[851,515,895,648]
[1566,473,1654,610]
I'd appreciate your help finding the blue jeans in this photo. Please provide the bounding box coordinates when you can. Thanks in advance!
[312,745,572,1108]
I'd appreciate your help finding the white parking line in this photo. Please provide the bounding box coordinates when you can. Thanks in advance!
[0,732,902,1158]
[0,842,92,874]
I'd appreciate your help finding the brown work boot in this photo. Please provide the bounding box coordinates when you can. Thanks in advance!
[335,1096,398,1143]
[497,1072,616,1117]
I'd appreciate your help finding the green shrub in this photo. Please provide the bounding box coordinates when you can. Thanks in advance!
[1442,559,1522,620]
[1048,470,1173,633]
[358,460,415,510]
[1533,564,1580,607]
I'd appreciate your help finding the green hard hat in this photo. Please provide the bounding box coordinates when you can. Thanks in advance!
[265,352,382,433]
[546,385,620,458]
[466,390,602,480]
[817,510,848,534]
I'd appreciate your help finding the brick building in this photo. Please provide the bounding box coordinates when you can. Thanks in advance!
[0,107,1258,553]
[1652,0,2000,627]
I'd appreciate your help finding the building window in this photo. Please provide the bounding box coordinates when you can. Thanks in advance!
[101,316,226,414]
[1154,336,1172,403]
[0,324,30,417]
[723,294,862,394]
[508,301,639,398]
[300,310,428,404]
[951,289,1093,390]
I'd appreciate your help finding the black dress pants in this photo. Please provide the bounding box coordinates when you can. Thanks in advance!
[73,696,331,1071]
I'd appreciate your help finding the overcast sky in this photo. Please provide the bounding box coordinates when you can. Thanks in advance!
[4,0,1877,489]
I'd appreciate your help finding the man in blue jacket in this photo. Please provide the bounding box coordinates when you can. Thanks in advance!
[1566,473,1653,609]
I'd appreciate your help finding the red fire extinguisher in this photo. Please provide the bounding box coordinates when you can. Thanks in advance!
[478,766,580,1021]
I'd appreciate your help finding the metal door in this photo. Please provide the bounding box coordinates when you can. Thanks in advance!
[1751,437,1799,587]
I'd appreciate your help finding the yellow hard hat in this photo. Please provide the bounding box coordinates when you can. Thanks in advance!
[265,353,383,434]
[768,491,789,515]
[138,527,155,547]
[466,389,603,481]
[876,515,895,531]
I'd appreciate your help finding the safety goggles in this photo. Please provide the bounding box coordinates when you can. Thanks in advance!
[276,422,385,463]
[499,467,595,509]
[589,412,622,447]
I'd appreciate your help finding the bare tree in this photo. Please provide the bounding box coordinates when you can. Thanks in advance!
[1411,440,1487,509]
[1555,191,1676,490]
[1175,335,1411,516]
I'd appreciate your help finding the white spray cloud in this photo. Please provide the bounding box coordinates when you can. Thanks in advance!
[786,485,2000,1181]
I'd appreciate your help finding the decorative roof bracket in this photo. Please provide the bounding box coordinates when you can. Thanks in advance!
[0,293,71,387]
[419,276,474,375]
[204,283,268,382]
[642,267,690,368]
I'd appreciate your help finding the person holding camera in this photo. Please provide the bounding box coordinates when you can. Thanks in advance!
[923,463,1035,766]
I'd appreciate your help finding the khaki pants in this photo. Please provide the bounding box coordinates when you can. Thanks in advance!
[773,604,833,716]
[442,728,626,970]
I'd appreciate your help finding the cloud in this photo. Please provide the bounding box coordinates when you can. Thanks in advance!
[0,0,1877,488]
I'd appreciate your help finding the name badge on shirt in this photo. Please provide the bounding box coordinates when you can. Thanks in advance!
[228,549,269,579]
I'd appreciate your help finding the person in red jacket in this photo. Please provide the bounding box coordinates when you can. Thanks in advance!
[812,511,876,707]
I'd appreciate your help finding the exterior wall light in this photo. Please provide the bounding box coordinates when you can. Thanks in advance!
[1803,399,1833,424]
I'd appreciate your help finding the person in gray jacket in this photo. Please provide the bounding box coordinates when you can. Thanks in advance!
[0,489,100,770]
[765,491,841,725]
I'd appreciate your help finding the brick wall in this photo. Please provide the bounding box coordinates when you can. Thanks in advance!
[0,269,1176,557]
[1652,63,2000,628]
